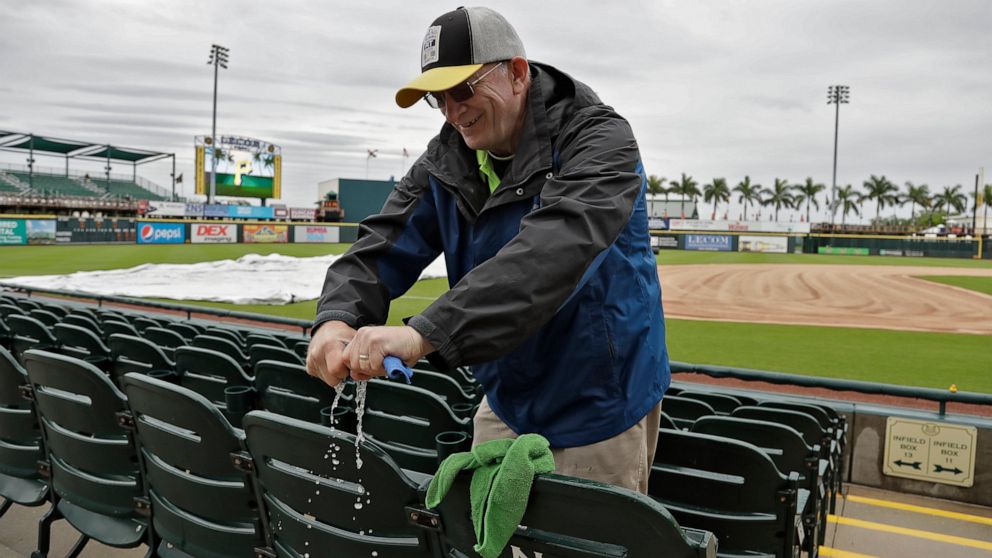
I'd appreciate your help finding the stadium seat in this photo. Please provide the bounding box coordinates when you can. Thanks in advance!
[164,321,200,341]
[0,303,26,320]
[249,343,303,368]
[241,411,440,558]
[7,315,60,364]
[660,411,679,430]
[28,309,61,328]
[14,299,42,312]
[120,373,265,558]
[142,327,187,359]
[107,333,175,387]
[0,347,49,519]
[402,368,480,406]
[293,340,309,359]
[173,346,253,424]
[425,472,718,558]
[62,313,104,336]
[193,335,250,370]
[692,415,826,553]
[204,328,245,347]
[0,319,11,351]
[659,395,716,430]
[102,319,141,339]
[246,333,287,349]
[677,391,743,415]
[363,379,473,474]
[36,303,68,318]
[22,350,147,556]
[132,316,162,333]
[53,323,113,371]
[253,360,346,424]
[413,359,477,389]
[650,429,805,558]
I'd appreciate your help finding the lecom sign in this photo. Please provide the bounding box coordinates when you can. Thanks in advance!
[191,223,237,244]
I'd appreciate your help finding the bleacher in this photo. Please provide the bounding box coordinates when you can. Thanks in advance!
[0,169,168,201]
[0,292,856,558]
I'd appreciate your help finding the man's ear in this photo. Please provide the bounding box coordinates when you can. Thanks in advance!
[507,56,530,94]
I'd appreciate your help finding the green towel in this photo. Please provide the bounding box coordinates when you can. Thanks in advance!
[426,434,555,558]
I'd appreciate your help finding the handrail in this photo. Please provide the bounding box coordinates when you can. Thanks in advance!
[0,282,312,335]
[670,361,992,416]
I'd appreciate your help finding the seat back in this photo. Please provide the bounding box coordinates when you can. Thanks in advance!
[164,321,200,341]
[732,406,827,447]
[246,333,287,349]
[173,346,252,407]
[0,347,48,506]
[363,380,471,474]
[193,335,249,367]
[0,304,26,320]
[651,429,800,557]
[760,401,834,430]
[53,323,112,365]
[38,303,68,318]
[122,373,264,558]
[108,333,174,386]
[677,391,742,415]
[7,315,59,362]
[22,350,146,544]
[132,317,161,333]
[253,360,342,423]
[63,313,103,335]
[143,327,187,359]
[243,411,438,558]
[661,395,715,429]
[292,340,308,359]
[435,473,717,558]
[102,319,141,338]
[692,416,816,478]
[248,343,303,368]
[203,328,245,347]
[407,368,480,405]
[28,309,60,328]
[14,299,41,312]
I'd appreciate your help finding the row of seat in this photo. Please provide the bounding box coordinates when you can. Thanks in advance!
[2,347,718,558]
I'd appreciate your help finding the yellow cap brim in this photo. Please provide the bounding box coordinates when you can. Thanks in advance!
[395,63,483,108]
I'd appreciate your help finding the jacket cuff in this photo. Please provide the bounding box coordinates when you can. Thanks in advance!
[311,310,360,334]
[407,314,461,368]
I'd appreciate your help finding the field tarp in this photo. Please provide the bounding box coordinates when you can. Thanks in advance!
[6,253,448,305]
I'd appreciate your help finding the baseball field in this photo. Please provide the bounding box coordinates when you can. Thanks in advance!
[2,243,990,393]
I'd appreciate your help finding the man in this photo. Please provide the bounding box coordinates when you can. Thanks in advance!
[307,6,669,494]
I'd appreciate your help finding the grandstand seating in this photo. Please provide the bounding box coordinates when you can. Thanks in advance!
[1,170,167,200]
[0,347,48,519]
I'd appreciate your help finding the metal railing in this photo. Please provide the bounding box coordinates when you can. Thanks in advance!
[670,361,992,416]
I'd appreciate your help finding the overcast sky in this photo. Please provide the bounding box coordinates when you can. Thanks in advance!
[1,0,989,222]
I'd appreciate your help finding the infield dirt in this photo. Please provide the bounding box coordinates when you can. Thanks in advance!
[658,264,992,335]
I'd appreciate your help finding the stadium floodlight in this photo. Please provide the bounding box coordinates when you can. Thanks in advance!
[827,85,850,227]
[207,44,230,204]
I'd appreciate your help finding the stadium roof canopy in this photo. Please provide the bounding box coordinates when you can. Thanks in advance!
[0,131,173,164]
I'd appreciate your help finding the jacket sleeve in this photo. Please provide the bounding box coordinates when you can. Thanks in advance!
[313,161,442,332]
[408,106,645,367]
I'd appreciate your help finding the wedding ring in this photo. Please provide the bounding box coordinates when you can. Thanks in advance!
[358,354,370,360]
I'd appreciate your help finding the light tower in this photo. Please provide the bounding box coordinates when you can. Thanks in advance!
[827,85,850,226]
[207,44,229,204]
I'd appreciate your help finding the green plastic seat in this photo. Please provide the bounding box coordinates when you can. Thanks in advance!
[164,321,199,342]
[121,373,265,558]
[143,327,187,360]
[242,411,440,558]
[36,303,68,318]
[173,346,253,424]
[193,335,250,369]
[660,395,716,430]
[22,350,147,556]
[108,333,175,387]
[678,391,743,415]
[246,333,287,349]
[102,319,141,339]
[53,323,113,371]
[249,343,303,368]
[7,315,60,364]
[203,328,245,348]
[253,360,345,424]
[363,379,472,474]
[0,347,48,517]
[132,317,162,333]
[14,299,42,312]
[660,411,679,431]
[427,472,718,558]
[62,313,104,336]
[0,304,26,320]
[651,429,804,558]
[293,340,308,359]
[408,368,481,405]
[28,309,60,328]
[413,359,476,390]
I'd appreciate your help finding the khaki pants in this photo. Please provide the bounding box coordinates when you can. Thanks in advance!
[472,397,662,494]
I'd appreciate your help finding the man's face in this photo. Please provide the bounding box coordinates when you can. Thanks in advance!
[440,63,521,156]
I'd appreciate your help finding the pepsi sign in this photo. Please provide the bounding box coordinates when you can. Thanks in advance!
[137,222,185,244]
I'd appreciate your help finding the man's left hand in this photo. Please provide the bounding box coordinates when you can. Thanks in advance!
[342,325,434,381]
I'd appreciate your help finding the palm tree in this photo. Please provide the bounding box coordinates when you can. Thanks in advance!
[762,178,795,221]
[674,173,700,218]
[836,184,861,226]
[862,175,900,222]
[793,177,825,223]
[702,178,731,219]
[932,184,967,216]
[646,174,666,196]
[902,181,931,225]
[981,183,992,236]
[733,176,762,220]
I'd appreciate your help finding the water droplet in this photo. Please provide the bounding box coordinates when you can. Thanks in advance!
[354,502,364,510]
[372,552,378,557]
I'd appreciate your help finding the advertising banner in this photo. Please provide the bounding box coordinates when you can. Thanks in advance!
[204,204,229,218]
[26,219,57,245]
[228,205,274,220]
[137,222,185,244]
[143,201,187,218]
[685,234,732,252]
[0,219,26,245]
[294,225,340,243]
[669,219,810,234]
[648,217,668,230]
[818,246,869,256]
[191,223,237,244]
[290,207,316,221]
[244,224,287,243]
[185,203,205,217]
[739,235,788,253]
[56,218,136,244]
[271,205,288,219]
[651,235,679,249]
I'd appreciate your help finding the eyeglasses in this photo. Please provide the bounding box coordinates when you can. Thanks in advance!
[424,62,505,110]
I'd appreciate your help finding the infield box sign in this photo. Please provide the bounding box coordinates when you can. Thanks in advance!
[244,224,287,243]
[137,222,185,244]
[294,225,340,243]
[883,417,976,487]
[191,223,237,244]
[685,234,732,252]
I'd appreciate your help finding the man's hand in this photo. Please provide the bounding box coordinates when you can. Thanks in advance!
[306,321,357,387]
[343,325,434,381]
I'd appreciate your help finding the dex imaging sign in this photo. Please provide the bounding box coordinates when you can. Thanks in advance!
[191,224,236,244]
[137,222,185,244]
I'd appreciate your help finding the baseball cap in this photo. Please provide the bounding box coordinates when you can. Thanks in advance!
[395,6,526,108]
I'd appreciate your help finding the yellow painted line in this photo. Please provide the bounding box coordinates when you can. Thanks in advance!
[818,546,879,558]
[829,515,992,551]
[846,494,992,527]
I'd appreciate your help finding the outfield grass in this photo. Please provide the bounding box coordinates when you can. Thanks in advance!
[916,275,992,296]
